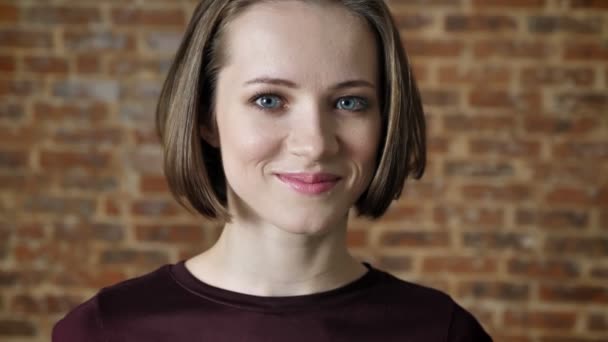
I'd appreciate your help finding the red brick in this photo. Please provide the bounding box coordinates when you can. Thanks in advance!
[445,15,517,32]
[99,248,169,265]
[107,57,161,76]
[0,55,15,72]
[596,187,608,206]
[438,65,511,85]
[462,184,530,202]
[11,294,82,315]
[45,295,84,313]
[565,43,608,61]
[64,30,135,52]
[135,224,204,243]
[379,230,450,248]
[0,319,36,336]
[420,88,460,106]
[14,223,45,240]
[422,255,497,274]
[0,4,18,23]
[507,258,580,279]
[462,232,534,251]
[472,0,546,8]
[539,284,608,303]
[433,206,504,226]
[140,175,169,193]
[381,205,422,222]
[457,280,530,301]
[0,29,53,49]
[40,150,111,169]
[33,102,108,122]
[375,255,412,271]
[24,6,101,25]
[24,56,69,74]
[111,8,186,26]
[524,116,597,135]
[521,67,595,86]
[0,80,35,97]
[531,162,603,184]
[393,13,433,31]
[552,142,608,160]
[23,196,96,216]
[587,313,608,331]
[133,128,160,145]
[401,181,446,199]
[53,222,124,242]
[474,40,552,59]
[469,89,541,110]
[131,199,180,217]
[53,127,123,145]
[444,160,515,178]
[516,209,589,230]
[75,55,101,74]
[427,136,449,154]
[104,198,121,216]
[504,310,577,330]
[528,16,601,34]
[347,229,368,248]
[544,236,608,256]
[405,39,464,57]
[443,114,516,132]
[469,138,541,158]
[0,149,28,169]
[545,187,594,205]
[555,92,608,111]
[0,175,26,190]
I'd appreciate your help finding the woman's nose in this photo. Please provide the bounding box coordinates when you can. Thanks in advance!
[286,110,339,161]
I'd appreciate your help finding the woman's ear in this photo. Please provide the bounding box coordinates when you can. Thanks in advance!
[200,123,220,148]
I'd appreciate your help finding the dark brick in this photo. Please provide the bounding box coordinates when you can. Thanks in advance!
[99,248,169,265]
[379,231,450,247]
[463,232,535,251]
[545,237,608,256]
[445,161,515,178]
[0,319,36,336]
[528,16,602,34]
[458,280,530,301]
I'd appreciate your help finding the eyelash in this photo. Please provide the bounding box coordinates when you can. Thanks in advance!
[249,91,370,113]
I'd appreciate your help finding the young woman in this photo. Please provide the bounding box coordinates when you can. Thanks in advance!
[53,0,492,340]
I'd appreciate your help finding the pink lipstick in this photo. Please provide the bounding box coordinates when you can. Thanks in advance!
[275,173,341,195]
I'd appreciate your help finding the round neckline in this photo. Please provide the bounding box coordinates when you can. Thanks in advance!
[169,260,384,313]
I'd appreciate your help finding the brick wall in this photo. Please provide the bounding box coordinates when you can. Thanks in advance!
[0,0,606,341]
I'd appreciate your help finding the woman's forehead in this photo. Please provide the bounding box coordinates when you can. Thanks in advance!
[220,1,378,86]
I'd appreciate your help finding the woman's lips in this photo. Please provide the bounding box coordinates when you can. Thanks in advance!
[275,173,341,195]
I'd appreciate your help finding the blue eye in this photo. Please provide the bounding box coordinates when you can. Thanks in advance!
[336,97,367,111]
[254,94,282,109]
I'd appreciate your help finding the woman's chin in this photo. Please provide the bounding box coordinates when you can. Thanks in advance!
[268,213,347,237]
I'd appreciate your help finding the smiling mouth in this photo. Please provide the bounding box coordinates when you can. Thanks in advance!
[275,173,342,195]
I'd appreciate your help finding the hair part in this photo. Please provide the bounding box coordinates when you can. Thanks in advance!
[156,0,426,222]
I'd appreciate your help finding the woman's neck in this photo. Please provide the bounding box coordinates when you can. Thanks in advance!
[185,219,367,296]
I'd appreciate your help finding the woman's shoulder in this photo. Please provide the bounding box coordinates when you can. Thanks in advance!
[373,268,454,309]
[52,263,175,341]
[372,268,492,341]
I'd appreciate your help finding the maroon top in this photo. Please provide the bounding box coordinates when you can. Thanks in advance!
[52,260,492,341]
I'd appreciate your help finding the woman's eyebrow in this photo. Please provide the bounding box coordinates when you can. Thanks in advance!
[243,77,376,90]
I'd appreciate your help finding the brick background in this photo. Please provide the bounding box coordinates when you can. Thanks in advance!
[0,0,606,341]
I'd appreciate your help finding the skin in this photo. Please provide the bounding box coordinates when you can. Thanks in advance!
[187,0,382,296]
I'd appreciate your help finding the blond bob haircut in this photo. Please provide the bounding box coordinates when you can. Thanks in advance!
[156,0,426,222]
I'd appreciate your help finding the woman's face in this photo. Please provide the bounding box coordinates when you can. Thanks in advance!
[208,0,381,235]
